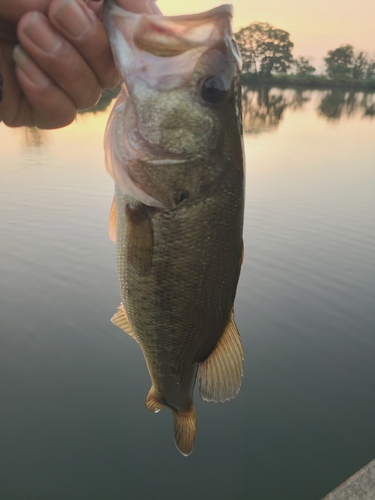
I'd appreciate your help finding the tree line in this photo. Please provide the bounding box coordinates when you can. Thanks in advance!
[234,22,375,85]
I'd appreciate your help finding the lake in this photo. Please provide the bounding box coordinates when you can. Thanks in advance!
[1,88,374,500]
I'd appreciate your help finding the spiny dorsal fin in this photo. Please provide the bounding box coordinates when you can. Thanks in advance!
[108,196,117,243]
[145,386,163,413]
[173,405,196,457]
[198,309,244,402]
[111,304,138,342]
[125,202,154,275]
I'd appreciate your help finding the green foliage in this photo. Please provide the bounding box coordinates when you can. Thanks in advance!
[293,57,316,75]
[325,44,354,78]
[234,21,375,89]
[324,45,374,81]
[352,52,368,79]
[235,22,294,76]
[365,60,375,79]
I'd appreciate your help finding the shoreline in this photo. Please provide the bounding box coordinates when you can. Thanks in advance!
[242,74,375,91]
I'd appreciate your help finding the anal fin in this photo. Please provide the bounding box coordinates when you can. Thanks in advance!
[145,386,163,413]
[111,304,138,342]
[198,309,244,403]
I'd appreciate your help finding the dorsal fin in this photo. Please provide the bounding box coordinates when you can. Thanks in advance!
[111,304,138,342]
[108,196,117,243]
[198,309,244,402]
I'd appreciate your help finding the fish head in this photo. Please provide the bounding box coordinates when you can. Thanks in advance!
[104,3,243,208]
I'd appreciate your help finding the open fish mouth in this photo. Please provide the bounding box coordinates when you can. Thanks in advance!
[103,3,237,92]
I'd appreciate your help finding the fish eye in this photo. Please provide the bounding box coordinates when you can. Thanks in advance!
[199,76,229,105]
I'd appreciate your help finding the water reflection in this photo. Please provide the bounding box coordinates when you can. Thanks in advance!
[21,126,46,148]
[241,87,310,134]
[318,90,375,120]
[241,87,375,133]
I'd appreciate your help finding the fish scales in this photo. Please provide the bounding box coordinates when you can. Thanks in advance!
[104,1,245,456]
[116,148,243,403]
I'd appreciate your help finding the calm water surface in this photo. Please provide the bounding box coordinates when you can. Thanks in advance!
[1,89,375,500]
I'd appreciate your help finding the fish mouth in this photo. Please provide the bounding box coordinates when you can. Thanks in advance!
[103,3,235,92]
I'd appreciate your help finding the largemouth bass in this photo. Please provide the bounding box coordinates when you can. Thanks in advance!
[103,1,245,456]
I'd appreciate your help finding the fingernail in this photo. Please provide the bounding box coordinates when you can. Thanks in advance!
[24,12,63,53]
[13,45,50,88]
[53,0,92,39]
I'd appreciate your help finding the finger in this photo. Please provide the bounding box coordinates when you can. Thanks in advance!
[1,42,75,128]
[48,0,119,89]
[0,1,50,24]
[17,11,103,110]
[86,0,103,16]
[12,45,78,128]
[0,19,18,44]
[0,43,29,126]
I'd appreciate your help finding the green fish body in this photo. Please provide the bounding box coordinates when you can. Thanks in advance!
[104,2,244,455]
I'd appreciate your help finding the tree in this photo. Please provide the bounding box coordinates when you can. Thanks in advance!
[324,45,354,79]
[324,45,373,80]
[366,60,375,79]
[293,57,316,75]
[235,22,294,76]
[352,51,369,80]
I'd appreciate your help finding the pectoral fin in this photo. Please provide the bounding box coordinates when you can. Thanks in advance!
[108,196,117,243]
[198,309,244,403]
[111,304,138,342]
[126,202,154,274]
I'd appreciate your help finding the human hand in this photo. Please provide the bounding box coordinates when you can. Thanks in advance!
[0,0,160,129]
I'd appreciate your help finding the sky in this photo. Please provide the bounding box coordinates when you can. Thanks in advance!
[158,0,375,71]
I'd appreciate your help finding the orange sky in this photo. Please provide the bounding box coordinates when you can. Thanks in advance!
[158,0,375,71]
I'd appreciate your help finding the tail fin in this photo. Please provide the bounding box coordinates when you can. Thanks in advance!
[173,406,196,457]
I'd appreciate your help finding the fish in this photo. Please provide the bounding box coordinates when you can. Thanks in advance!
[103,1,245,456]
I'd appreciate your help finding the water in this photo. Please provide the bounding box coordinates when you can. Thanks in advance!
[1,89,374,500]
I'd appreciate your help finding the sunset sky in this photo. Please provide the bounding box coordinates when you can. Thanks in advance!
[158,0,375,71]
